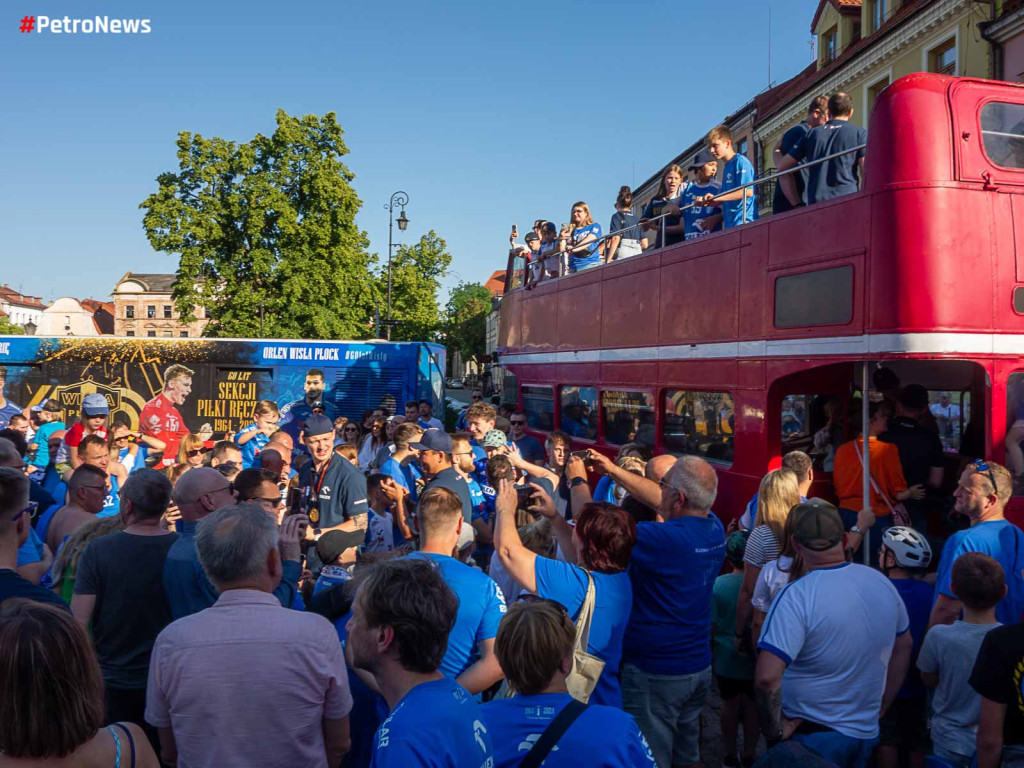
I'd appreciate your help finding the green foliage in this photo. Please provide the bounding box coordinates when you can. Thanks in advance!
[0,318,26,335]
[444,282,492,366]
[140,110,377,339]
[379,231,452,342]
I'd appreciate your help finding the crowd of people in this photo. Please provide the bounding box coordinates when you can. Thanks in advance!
[1,371,1023,768]
[509,91,867,289]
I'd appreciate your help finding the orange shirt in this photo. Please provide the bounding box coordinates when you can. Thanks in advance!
[833,437,909,515]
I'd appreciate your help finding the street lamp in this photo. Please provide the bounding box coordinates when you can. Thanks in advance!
[384,191,409,341]
[24,320,37,336]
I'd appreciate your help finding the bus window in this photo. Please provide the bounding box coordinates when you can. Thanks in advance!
[560,386,597,441]
[664,390,734,465]
[1007,373,1024,495]
[522,386,554,432]
[781,394,841,471]
[981,102,1024,169]
[927,390,971,454]
[602,390,655,447]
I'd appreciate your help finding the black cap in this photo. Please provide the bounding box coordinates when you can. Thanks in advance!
[316,529,365,564]
[689,149,716,170]
[898,384,929,410]
[524,232,540,242]
[302,414,334,438]
[792,498,845,552]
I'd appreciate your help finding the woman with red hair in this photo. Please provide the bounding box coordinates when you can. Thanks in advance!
[493,479,636,708]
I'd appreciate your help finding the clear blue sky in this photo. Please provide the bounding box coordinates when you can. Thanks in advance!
[1,0,818,304]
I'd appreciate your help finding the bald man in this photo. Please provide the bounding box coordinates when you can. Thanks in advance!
[585,450,674,511]
[162,467,303,619]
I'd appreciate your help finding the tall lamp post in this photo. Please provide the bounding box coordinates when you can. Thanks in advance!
[384,191,409,341]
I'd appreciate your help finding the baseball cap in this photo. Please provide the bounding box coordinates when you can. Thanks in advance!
[524,232,540,243]
[302,414,334,438]
[316,529,365,564]
[482,429,507,449]
[41,398,63,413]
[410,428,453,453]
[792,498,845,552]
[82,393,109,417]
[689,149,715,170]
[457,520,476,551]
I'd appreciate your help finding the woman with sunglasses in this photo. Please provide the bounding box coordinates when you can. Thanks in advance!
[171,434,207,478]
[493,478,637,708]
[358,417,387,472]
[339,421,362,450]
[0,599,160,768]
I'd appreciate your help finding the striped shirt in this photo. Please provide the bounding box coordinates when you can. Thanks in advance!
[743,525,781,569]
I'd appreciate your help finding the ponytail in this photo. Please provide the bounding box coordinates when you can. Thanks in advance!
[616,185,633,209]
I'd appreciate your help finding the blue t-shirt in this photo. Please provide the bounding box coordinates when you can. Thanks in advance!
[371,676,494,768]
[30,421,66,468]
[379,457,421,505]
[889,577,934,699]
[534,558,632,708]
[680,180,722,240]
[624,514,726,675]
[0,400,22,430]
[720,154,758,228]
[759,562,909,740]
[481,693,656,768]
[98,474,120,519]
[235,423,271,470]
[789,119,868,205]
[568,223,603,272]
[774,121,812,212]
[512,434,545,465]
[408,552,507,679]
[935,520,1024,625]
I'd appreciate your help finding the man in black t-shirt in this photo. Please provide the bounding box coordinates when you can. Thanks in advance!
[0,466,68,611]
[778,92,868,207]
[297,414,368,534]
[772,95,829,214]
[412,429,473,523]
[71,468,177,733]
[970,622,1024,766]
[880,384,946,531]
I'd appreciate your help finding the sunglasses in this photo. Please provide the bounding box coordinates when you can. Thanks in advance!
[254,495,283,507]
[187,448,207,458]
[510,420,526,426]
[972,459,998,495]
[345,427,359,433]
[12,501,38,522]
[472,395,482,400]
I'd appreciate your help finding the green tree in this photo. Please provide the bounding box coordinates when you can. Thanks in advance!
[140,110,377,339]
[444,282,493,368]
[380,231,452,341]
[0,318,25,335]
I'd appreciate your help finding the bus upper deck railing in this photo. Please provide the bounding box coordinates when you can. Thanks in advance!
[504,142,868,292]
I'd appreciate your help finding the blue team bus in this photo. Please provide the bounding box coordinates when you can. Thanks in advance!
[0,335,446,463]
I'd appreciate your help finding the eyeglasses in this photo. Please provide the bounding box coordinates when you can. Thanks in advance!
[12,501,38,522]
[972,459,998,495]
[510,420,526,426]
[187,449,206,458]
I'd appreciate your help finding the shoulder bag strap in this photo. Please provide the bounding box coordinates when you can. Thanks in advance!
[853,441,897,515]
[574,571,597,653]
[112,722,137,768]
[518,699,588,768]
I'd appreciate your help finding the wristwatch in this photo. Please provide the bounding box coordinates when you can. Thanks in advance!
[569,476,587,488]
[850,525,863,534]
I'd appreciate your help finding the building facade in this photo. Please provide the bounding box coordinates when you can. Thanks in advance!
[112,272,209,338]
[39,297,114,337]
[0,285,47,332]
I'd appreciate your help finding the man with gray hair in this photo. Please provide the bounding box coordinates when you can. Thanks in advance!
[146,504,352,768]
[71,468,177,735]
[621,455,726,768]
[0,466,68,610]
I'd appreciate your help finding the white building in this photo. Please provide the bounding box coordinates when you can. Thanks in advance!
[0,285,47,330]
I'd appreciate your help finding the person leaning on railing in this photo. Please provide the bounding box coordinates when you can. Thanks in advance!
[640,164,685,249]
[605,187,648,262]
[558,201,603,273]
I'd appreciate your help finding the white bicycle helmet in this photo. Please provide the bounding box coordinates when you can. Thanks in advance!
[881,526,932,569]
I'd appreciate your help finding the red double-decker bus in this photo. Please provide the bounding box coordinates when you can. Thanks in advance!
[498,73,1024,528]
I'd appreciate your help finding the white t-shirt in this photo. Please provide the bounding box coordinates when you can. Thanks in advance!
[365,509,395,553]
[759,561,909,739]
[752,555,793,615]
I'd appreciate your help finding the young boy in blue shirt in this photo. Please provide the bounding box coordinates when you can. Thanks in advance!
[703,124,757,228]
[877,526,935,768]
[235,399,280,469]
[711,530,757,768]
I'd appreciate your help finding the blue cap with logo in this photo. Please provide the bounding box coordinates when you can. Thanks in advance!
[410,428,453,453]
[82,393,109,417]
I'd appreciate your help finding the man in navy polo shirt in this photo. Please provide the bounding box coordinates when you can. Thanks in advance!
[621,455,726,768]
[412,429,473,523]
[297,414,368,535]
[778,92,867,207]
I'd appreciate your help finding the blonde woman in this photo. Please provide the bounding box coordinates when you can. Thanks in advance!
[558,201,603,273]
[641,164,686,249]
[733,468,801,652]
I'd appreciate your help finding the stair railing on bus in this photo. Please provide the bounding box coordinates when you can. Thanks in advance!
[504,142,867,291]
